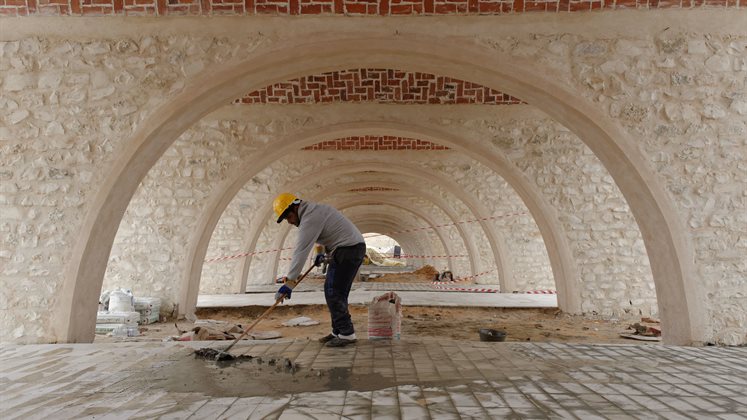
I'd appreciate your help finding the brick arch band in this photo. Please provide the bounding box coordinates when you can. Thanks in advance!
[57,35,703,345]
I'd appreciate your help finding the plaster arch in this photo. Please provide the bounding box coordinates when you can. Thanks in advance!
[180,123,573,326]
[200,152,536,306]
[270,198,458,281]
[349,212,450,270]
[354,219,426,257]
[356,225,423,263]
[227,160,513,290]
[229,171,500,292]
[58,35,699,345]
[338,184,481,273]
[234,183,478,290]
[278,217,428,276]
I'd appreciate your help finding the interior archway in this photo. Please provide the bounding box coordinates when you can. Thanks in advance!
[58,35,698,344]
[226,166,511,293]
[270,199,460,281]
[184,125,571,323]
[227,182,483,292]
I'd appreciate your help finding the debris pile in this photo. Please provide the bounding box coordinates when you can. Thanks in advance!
[620,317,662,341]
[364,247,407,267]
[412,265,438,277]
[170,319,282,342]
[433,270,454,282]
[282,316,320,327]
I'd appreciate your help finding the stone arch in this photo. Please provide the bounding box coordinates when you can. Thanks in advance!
[230,166,507,293]
[355,222,422,261]
[58,35,700,345]
[269,197,461,281]
[232,180,482,291]
[185,124,568,320]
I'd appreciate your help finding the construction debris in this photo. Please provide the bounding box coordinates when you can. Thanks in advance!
[619,317,663,341]
[282,316,320,327]
[365,247,406,267]
[434,270,454,282]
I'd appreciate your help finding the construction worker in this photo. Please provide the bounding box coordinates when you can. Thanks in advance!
[273,193,366,348]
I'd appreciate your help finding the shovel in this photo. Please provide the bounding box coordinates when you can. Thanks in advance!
[195,263,316,361]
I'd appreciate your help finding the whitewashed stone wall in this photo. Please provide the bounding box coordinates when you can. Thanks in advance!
[418,154,554,290]
[103,120,260,312]
[475,30,747,342]
[1,16,744,344]
[0,34,267,342]
[454,115,657,316]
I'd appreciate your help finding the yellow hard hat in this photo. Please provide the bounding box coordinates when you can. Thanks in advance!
[273,192,301,223]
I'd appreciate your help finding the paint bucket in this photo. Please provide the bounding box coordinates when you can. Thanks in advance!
[478,328,506,342]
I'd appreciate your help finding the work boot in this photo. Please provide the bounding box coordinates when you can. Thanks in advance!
[318,333,336,344]
[326,337,357,347]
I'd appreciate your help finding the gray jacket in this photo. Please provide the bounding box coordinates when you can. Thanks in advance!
[286,201,364,280]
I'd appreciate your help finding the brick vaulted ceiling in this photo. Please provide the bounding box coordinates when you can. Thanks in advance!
[238,69,523,105]
[1,0,734,16]
[245,69,514,151]
[302,136,450,151]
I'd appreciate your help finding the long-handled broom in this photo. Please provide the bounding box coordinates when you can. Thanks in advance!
[195,263,316,361]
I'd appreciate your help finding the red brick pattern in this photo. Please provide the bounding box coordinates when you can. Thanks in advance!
[349,187,400,192]
[0,0,735,15]
[303,136,450,151]
[238,69,522,105]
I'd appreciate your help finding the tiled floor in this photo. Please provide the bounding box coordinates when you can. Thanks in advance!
[1,340,745,419]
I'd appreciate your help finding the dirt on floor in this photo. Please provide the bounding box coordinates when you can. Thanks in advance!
[95,305,659,346]
[94,266,660,345]
[364,265,440,283]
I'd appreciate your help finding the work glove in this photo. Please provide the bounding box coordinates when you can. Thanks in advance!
[275,284,292,302]
[314,254,326,267]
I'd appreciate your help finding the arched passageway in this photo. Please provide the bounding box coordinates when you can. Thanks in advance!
[224,165,516,293]
[184,123,576,323]
[58,35,698,345]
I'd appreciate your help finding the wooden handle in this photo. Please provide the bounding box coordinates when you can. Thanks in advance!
[221,263,316,354]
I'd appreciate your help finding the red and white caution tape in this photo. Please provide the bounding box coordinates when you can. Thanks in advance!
[204,247,294,263]
[394,254,468,259]
[430,286,498,293]
[522,290,557,294]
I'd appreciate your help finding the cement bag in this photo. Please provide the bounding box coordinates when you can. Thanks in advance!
[109,290,134,312]
[133,297,161,311]
[99,290,111,311]
[138,311,160,325]
[95,323,139,336]
[96,311,140,325]
[112,324,140,337]
[368,291,401,340]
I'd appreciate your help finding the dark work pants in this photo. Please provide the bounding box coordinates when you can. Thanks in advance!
[324,243,366,336]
